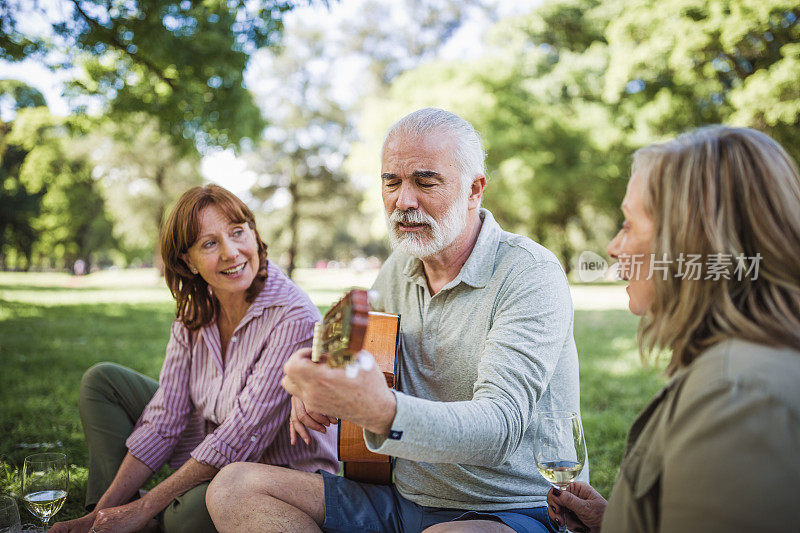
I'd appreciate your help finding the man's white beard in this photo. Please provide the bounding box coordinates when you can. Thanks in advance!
[385,190,469,259]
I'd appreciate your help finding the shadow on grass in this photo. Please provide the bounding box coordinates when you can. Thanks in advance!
[1,300,174,464]
[1,298,176,520]
[0,284,131,292]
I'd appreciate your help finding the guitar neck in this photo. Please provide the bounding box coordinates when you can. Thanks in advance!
[337,311,400,485]
[312,289,370,367]
[309,288,400,485]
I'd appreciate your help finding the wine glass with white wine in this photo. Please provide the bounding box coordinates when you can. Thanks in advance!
[22,453,68,533]
[534,411,586,533]
[0,494,22,533]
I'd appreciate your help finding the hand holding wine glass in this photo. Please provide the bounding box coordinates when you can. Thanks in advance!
[22,453,68,533]
[534,411,586,533]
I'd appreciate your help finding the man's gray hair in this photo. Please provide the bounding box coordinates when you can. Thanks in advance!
[383,108,487,190]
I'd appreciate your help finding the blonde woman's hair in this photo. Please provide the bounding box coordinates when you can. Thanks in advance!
[634,126,800,374]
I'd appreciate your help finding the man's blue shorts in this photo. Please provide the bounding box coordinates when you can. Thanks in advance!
[320,470,557,533]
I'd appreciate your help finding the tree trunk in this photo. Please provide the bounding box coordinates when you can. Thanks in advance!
[287,177,299,279]
[22,248,31,272]
[153,167,166,275]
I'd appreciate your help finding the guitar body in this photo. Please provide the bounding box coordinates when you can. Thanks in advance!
[338,311,400,485]
[312,290,400,486]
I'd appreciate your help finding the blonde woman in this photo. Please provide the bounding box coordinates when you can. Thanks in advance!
[547,126,800,532]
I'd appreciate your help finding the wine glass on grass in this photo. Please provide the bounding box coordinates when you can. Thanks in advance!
[534,411,586,533]
[22,453,68,532]
[0,494,22,533]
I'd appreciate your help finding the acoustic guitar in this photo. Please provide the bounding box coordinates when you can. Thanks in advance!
[311,289,400,485]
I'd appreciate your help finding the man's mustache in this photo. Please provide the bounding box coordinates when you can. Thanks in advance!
[390,209,434,226]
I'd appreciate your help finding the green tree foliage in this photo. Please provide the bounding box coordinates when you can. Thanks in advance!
[1,0,312,152]
[248,1,494,272]
[353,0,800,270]
[340,0,495,86]
[604,0,800,160]
[350,1,628,269]
[5,107,115,270]
[32,154,116,271]
[1,1,324,270]
[247,24,363,277]
[0,2,38,61]
[0,81,48,269]
[79,115,202,265]
[0,79,47,109]
[475,2,629,268]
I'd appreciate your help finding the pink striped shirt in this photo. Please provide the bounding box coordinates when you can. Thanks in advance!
[126,260,338,473]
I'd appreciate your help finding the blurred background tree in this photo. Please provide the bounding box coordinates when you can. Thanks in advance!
[3,105,115,271]
[78,115,202,267]
[475,0,629,270]
[348,0,798,271]
[245,23,362,277]
[0,0,308,271]
[604,0,800,161]
[0,0,309,151]
[0,0,798,274]
[243,0,495,274]
[0,80,47,270]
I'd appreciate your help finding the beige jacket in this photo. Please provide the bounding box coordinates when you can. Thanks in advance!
[602,339,800,533]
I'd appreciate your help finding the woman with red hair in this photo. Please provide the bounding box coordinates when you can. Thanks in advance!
[52,185,337,533]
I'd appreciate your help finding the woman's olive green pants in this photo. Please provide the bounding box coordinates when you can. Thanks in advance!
[79,362,217,533]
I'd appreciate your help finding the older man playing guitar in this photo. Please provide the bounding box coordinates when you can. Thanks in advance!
[205,108,584,533]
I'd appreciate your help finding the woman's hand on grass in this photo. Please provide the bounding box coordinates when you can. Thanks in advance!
[87,499,154,533]
[49,511,96,533]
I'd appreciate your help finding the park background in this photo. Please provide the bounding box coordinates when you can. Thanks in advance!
[1,0,798,523]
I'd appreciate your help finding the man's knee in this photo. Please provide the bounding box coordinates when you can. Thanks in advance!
[207,462,279,529]
[207,462,265,511]
[207,463,324,524]
[215,462,292,496]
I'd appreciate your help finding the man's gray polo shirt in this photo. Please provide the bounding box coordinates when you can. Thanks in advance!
[365,208,585,510]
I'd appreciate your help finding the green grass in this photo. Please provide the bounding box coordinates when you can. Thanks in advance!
[0,270,665,522]
[573,310,665,493]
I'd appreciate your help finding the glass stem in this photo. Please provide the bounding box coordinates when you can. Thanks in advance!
[42,517,48,533]
[557,510,567,533]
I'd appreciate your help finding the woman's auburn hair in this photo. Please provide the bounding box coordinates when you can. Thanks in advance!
[635,126,800,374]
[160,184,268,330]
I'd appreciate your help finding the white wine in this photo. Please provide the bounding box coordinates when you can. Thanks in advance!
[22,490,67,520]
[537,460,582,487]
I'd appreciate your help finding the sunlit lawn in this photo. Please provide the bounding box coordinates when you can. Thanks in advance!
[0,269,665,522]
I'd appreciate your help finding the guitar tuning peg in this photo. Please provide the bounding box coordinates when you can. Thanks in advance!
[311,322,323,363]
[344,351,375,378]
[367,290,380,307]
[358,350,375,371]
[345,363,360,379]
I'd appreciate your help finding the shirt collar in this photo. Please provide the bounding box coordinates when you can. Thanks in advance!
[401,208,501,291]
[241,260,298,322]
[199,259,291,341]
